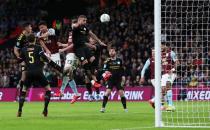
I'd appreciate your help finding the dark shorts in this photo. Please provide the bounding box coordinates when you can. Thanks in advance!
[75,46,93,62]
[106,77,124,91]
[24,70,49,88]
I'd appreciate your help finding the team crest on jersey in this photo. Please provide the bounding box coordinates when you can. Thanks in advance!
[17,42,20,46]
[81,57,84,61]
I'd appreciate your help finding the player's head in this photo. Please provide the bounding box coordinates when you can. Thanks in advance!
[23,22,32,34]
[71,18,78,28]
[89,37,96,45]
[161,43,170,52]
[78,15,87,25]
[27,33,36,45]
[38,21,48,33]
[109,47,117,58]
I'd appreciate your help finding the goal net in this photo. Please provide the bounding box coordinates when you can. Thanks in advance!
[160,0,210,127]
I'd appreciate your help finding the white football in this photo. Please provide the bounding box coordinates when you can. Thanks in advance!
[100,13,110,23]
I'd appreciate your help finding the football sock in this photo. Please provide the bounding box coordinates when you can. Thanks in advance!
[102,96,108,108]
[166,90,173,106]
[60,76,68,93]
[85,83,92,95]
[44,90,51,111]
[121,96,127,109]
[69,80,78,94]
[18,91,26,112]
[95,88,100,95]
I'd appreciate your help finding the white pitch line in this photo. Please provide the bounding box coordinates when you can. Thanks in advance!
[51,112,144,118]
[110,126,154,130]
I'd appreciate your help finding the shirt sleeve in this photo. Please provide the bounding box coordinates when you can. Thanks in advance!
[170,51,177,62]
[15,34,24,49]
[48,28,55,36]
[141,59,150,78]
[36,32,41,37]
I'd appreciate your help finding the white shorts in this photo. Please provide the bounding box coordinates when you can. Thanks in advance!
[50,53,61,66]
[161,73,176,87]
[64,53,78,70]
[151,73,176,87]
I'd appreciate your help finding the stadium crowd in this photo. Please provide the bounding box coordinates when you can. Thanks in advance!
[0,0,210,88]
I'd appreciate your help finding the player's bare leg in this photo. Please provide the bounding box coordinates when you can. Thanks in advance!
[100,89,111,113]
[85,75,94,101]
[89,56,101,88]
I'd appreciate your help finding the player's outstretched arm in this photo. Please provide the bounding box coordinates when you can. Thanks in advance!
[39,50,63,73]
[14,47,20,58]
[59,44,74,53]
[57,42,68,47]
[89,30,106,46]
[140,59,150,84]
[39,39,51,56]
[170,50,179,73]
[14,35,23,58]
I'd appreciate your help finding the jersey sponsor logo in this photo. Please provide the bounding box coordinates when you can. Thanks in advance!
[118,91,144,100]
[16,42,20,46]
[81,57,84,61]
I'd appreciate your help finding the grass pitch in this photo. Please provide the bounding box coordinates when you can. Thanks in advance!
[0,101,209,130]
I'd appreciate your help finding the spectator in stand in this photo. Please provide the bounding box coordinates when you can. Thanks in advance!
[2,72,10,87]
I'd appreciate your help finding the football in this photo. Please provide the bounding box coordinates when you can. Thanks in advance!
[100,13,110,23]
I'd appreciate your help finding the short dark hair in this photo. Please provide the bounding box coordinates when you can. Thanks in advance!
[38,20,47,26]
[22,22,31,28]
[109,45,116,50]
[78,15,87,19]
[27,33,36,43]
[71,18,77,24]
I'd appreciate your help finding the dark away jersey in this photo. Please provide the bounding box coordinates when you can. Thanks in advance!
[103,58,125,78]
[72,25,89,48]
[15,32,28,49]
[21,44,45,71]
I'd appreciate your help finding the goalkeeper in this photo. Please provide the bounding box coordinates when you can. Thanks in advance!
[100,47,127,113]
